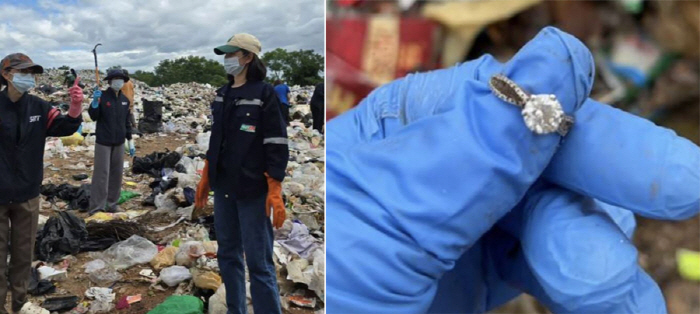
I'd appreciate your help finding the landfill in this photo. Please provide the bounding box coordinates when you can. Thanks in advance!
[23,69,325,313]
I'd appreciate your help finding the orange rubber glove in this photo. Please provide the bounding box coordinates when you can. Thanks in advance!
[265,172,286,229]
[195,160,210,211]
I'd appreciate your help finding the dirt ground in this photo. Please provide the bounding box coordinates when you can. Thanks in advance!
[16,133,316,314]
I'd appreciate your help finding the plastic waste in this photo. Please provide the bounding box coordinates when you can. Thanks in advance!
[42,296,78,312]
[19,302,49,314]
[118,191,141,204]
[88,267,122,286]
[60,132,84,146]
[196,132,210,152]
[83,259,106,274]
[37,266,67,282]
[102,235,158,270]
[85,287,115,313]
[159,265,192,287]
[35,211,88,262]
[175,241,206,267]
[192,269,222,290]
[28,267,55,296]
[150,246,178,270]
[677,249,700,281]
[148,295,203,314]
[208,285,227,314]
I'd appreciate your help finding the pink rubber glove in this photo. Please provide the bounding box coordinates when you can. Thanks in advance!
[68,76,84,118]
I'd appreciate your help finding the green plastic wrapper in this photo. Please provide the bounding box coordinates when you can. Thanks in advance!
[148,295,203,314]
[118,191,141,205]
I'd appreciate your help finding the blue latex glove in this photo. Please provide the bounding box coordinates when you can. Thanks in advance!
[91,89,102,109]
[326,27,700,314]
[128,139,135,157]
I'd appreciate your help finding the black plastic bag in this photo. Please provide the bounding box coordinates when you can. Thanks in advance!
[42,183,91,211]
[72,174,88,181]
[28,267,55,296]
[43,296,79,312]
[133,151,182,178]
[184,187,195,206]
[35,212,88,262]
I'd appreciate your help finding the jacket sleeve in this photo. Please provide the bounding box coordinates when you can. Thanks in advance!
[125,98,132,140]
[45,100,82,137]
[262,84,289,182]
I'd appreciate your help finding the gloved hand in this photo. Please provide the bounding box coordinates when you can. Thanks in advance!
[326,27,700,314]
[264,172,286,229]
[67,77,83,118]
[91,88,102,109]
[128,139,135,157]
[195,160,210,211]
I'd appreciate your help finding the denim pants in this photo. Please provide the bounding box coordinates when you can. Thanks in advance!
[214,192,281,314]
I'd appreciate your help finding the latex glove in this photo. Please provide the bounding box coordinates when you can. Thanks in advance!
[128,139,135,157]
[265,172,286,229]
[326,26,700,314]
[91,88,102,109]
[195,160,210,211]
[67,76,83,118]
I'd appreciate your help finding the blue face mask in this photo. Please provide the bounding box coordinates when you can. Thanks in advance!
[11,73,35,94]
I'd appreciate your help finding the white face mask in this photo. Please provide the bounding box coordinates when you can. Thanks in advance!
[11,73,36,94]
[110,79,124,91]
[224,56,245,76]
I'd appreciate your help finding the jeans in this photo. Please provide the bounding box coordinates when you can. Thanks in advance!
[214,192,281,314]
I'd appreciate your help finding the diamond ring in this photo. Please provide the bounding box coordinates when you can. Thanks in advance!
[489,74,574,136]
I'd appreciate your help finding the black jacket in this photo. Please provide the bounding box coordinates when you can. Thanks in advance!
[310,83,324,110]
[207,81,289,198]
[88,88,131,146]
[0,89,82,205]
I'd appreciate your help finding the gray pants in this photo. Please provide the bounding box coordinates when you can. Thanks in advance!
[89,143,124,213]
[0,197,39,313]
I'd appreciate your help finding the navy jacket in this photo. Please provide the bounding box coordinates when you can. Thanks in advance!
[88,88,131,146]
[0,89,82,204]
[207,81,289,198]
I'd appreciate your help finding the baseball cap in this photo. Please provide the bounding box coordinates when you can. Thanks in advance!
[214,33,262,55]
[1,53,44,74]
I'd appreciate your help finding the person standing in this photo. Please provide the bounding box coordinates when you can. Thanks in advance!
[88,69,134,214]
[273,79,291,124]
[120,69,137,135]
[309,82,324,132]
[195,33,289,314]
[0,53,83,313]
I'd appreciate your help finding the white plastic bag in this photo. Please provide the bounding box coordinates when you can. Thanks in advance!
[159,265,192,287]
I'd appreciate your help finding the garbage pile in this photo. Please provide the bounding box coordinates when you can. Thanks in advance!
[24,69,324,313]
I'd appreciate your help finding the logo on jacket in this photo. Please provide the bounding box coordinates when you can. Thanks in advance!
[122,102,128,106]
[29,115,41,123]
[106,101,111,107]
[240,124,256,133]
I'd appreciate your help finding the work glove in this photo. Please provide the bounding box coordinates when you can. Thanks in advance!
[326,26,700,314]
[265,172,286,229]
[194,160,210,212]
[128,139,135,157]
[91,88,102,109]
[67,77,83,118]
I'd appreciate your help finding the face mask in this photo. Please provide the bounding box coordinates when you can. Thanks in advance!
[224,56,246,76]
[110,79,124,91]
[11,73,35,94]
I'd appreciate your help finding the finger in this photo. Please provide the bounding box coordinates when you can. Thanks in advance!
[73,76,80,88]
[489,184,667,313]
[543,99,700,220]
[327,27,595,313]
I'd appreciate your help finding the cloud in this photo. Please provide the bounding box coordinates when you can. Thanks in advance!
[0,0,324,71]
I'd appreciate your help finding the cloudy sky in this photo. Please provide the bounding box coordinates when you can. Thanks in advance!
[0,0,324,72]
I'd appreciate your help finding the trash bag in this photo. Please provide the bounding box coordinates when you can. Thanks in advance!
[159,265,192,287]
[28,267,55,296]
[35,211,87,262]
[118,191,141,205]
[138,99,164,134]
[150,246,178,270]
[45,183,91,211]
[42,296,78,312]
[133,151,182,178]
[102,235,158,270]
[88,267,122,286]
[148,295,203,314]
[81,220,147,252]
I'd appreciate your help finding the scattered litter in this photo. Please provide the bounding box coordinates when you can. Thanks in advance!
[148,295,203,314]
[192,269,222,290]
[42,296,79,312]
[101,235,158,270]
[160,265,192,287]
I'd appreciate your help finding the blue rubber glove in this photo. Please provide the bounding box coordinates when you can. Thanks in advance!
[91,88,102,109]
[326,26,700,314]
[128,139,135,157]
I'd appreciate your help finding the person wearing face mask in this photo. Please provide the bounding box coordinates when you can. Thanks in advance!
[0,53,83,313]
[88,69,133,214]
[194,33,289,314]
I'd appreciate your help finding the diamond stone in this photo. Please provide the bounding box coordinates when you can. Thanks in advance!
[521,94,564,134]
